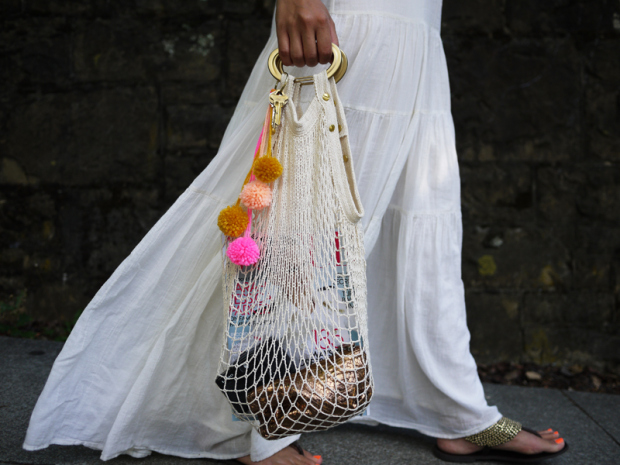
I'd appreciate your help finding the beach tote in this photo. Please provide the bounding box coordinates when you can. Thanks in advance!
[215,46,373,440]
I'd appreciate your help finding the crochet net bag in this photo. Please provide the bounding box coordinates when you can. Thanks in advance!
[216,70,373,440]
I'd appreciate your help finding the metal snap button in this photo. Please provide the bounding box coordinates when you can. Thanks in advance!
[323,93,330,101]
[343,154,349,162]
[329,124,335,132]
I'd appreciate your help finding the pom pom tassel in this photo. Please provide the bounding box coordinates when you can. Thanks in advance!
[227,236,260,266]
[227,206,260,266]
[217,204,248,238]
[253,154,282,184]
[239,180,272,210]
[221,102,278,265]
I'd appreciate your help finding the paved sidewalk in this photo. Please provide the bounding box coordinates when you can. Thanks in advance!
[1,336,618,464]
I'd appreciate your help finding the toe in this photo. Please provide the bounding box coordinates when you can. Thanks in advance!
[496,429,567,455]
[544,436,566,453]
[302,449,322,464]
[539,429,560,439]
[529,430,566,453]
[554,438,566,449]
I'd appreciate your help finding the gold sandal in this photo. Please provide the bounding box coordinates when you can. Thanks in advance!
[432,417,569,463]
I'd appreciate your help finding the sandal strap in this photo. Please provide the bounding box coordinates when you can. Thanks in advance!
[289,441,305,455]
[463,417,522,447]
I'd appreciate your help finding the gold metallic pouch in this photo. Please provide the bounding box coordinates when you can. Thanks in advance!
[246,344,373,440]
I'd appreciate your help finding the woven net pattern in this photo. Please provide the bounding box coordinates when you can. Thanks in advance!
[217,71,373,440]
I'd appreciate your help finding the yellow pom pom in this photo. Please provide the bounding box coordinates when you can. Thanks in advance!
[253,157,283,183]
[217,205,248,237]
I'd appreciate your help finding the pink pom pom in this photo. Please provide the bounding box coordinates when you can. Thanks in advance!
[227,236,260,266]
[239,180,272,210]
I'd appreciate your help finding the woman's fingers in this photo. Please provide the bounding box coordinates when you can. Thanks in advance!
[288,31,305,68]
[316,20,333,64]
[328,15,339,47]
[276,29,292,67]
[275,0,338,68]
[302,27,319,67]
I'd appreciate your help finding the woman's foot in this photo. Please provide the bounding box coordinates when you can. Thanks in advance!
[437,428,566,456]
[235,444,322,465]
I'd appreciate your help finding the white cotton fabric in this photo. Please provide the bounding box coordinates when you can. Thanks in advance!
[23,0,502,461]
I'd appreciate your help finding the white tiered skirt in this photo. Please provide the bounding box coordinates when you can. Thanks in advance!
[23,1,502,461]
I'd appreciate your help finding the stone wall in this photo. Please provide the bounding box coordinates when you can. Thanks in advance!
[1,1,619,370]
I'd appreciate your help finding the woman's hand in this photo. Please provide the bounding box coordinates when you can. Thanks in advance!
[275,0,339,68]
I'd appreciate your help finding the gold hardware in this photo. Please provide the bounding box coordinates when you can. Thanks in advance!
[323,93,330,101]
[332,49,348,83]
[268,44,348,86]
[329,124,335,132]
[338,124,342,132]
[343,154,349,162]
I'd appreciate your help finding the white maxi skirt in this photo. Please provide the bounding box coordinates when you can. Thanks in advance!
[23,0,502,461]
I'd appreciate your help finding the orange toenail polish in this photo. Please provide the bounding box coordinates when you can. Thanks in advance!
[547,428,553,432]
[555,438,564,444]
[313,455,322,460]
[554,431,559,435]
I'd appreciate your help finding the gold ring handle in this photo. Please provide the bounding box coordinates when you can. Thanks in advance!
[268,43,348,84]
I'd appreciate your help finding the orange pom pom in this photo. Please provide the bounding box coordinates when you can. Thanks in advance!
[253,156,283,183]
[217,205,248,237]
[240,180,272,210]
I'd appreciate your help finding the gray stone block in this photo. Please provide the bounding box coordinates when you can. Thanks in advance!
[223,0,256,15]
[4,87,159,186]
[74,18,161,82]
[466,290,524,363]
[0,18,72,86]
[586,86,620,162]
[161,83,221,107]
[461,223,571,291]
[584,38,620,163]
[570,252,613,291]
[505,0,620,35]
[0,0,21,14]
[447,37,582,164]
[523,291,614,330]
[523,326,620,366]
[22,1,89,15]
[23,0,222,17]
[575,224,620,256]
[442,0,505,36]
[566,389,620,442]
[460,162,534,223]
[157,21,222,82]
[166,104,231,151]
[74,18,222,83]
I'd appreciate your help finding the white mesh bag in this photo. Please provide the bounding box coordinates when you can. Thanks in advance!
[216,69,373,440]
